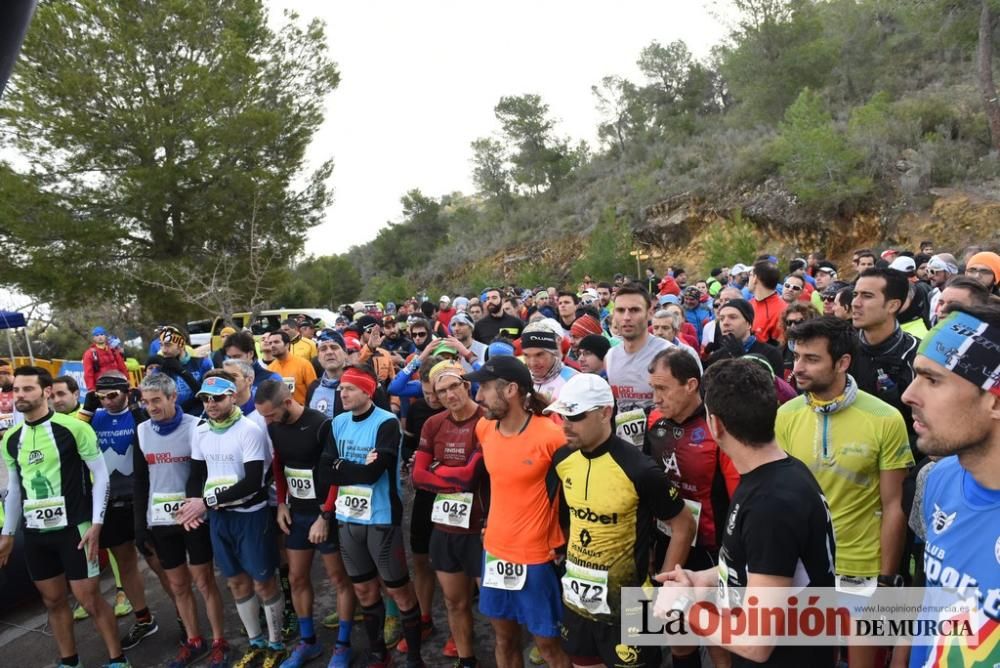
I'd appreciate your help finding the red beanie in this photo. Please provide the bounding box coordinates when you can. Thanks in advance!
[571,315,602,338]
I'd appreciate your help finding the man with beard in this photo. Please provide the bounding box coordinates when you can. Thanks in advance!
[0,359,16,423]
[472,288,523,344]
[222,330,282,397]
[462,357,571,668]
[448,312,487,373]
[381,315,416,366]
[0,367,127,668]
[925,254,959,325]
[266,330,318,406]
[899,305,1000,668]
[777,317,912,668]
[255,381,357,668]
[149,325,212,415]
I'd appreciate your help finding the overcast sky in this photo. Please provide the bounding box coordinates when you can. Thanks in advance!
[268,1,728,258]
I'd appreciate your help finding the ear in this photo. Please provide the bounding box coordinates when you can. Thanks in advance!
[685,378,699,394]
[706,412,724,441]
[987,391,1000,422]
[835,353,852,375]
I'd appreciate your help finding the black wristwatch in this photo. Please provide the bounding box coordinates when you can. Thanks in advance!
[877,574,903,587]
[320,509,333,521]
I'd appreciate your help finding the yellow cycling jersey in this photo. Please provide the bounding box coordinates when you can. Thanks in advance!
[776,389,913,576]
[551,434,684,622]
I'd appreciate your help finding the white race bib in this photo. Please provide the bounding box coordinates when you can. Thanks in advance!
[561,560,611,615]
[24,496,68,530]
[431,492,473,528]
[282,377,296,393]
[204,476,237,503]
[615,408,646,447]
[482,551,527,590]
[336,485,373,521]
[656,499,702,547]
[150,492,185,526]
[835,574,877,597]
[285,467,316,500]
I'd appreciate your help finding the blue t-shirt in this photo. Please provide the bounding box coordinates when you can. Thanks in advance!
[910,456,1000,667]
[91,408,138,499]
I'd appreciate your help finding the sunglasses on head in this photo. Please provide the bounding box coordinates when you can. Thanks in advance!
[783,283,803,291]
[97,390,123,400]
[564,408,600,422]
[198,394,230,404]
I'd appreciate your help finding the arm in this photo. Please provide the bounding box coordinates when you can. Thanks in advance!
[329,420,399,485]
[879,468,909,577]
[83,349,95,392]
[186,459,207,497]
[212,460,265,506]
[387,363,422,397]
[132,437,150,533]
[1,464,22,536]
[659,504,696,573]
[84,454,110,526]
[641,463,694,572]
[116,351,128,375]
[272,449,288,505]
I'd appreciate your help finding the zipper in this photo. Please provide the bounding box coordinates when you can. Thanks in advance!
[821,414,830,459]
[584,459,592,500]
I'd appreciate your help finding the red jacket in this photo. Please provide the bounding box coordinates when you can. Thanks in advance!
[437,307,456,331]
[83,344,128,391]
[751,292,787,345]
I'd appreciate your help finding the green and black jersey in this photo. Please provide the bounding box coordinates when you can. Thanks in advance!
[2,411,103,532]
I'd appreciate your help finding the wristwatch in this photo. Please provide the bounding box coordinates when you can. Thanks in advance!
[204,494,219,509]
[320,509,333,521]
[877,574,903,587]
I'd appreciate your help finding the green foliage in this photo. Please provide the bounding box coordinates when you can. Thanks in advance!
[0,0,339,322]
[770,89,873,210]
[368,275,414,306]
[702,211,759,275]
[273,255,361,310]
[572,208,635,280]
[494,94,577,193]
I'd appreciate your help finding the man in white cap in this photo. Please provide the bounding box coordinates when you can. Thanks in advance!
[546,373,695,667]
[925,253,959,325]
[437,295,456,333]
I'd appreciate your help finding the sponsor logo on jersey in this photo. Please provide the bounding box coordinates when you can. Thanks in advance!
[931,504,957,534]
[27,449,43,466]
[995,536,1000,566]
[690,427,706,444]
[146,452,191,465]
[569,505,619,525]
[726,503,740,534]
[615,645,639,665]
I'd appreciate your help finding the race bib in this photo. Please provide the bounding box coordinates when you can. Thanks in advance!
[24,496,68,530]
[282,377,296,393]
[336,485,373,521]
[562,560,611,615]
[716,556,743,609]
[285,467,316,500]
[656,499,702,547]
[835,574,877,597]
[431,492,472,528]
[204,476,237,501]
[482,551,527,590]
[150,492,185,526]
[615,408,646,447]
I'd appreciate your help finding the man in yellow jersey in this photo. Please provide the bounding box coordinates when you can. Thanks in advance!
[281,318,318,362]
[547,373,694,668]
[776,316,912,668]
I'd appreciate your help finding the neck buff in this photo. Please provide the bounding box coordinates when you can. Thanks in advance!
[320,372,341,389]
[806,374,859,414]
[150,406,185,436]
[919,310,1000,395]
[208,406,242,433]
[533,354,563,384]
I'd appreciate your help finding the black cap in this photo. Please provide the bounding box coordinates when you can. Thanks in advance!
[577,334,611,360]
[356,315,380,331]
[521,329,559,351]
[719,298,755,325]
[816,261,838,275]
[95,371,130,391]
[462,356,533,392]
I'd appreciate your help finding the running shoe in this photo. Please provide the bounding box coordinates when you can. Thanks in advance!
[57,662,82,668]
[528,645,546,665]
[121,615,159,649]
[209,638,232,668]
[101,661,133,668]
[279,641,322,667]
[321,611,340,629]
[327,645,352,668]
[282,608,299,641]
[113,589,133,617]
[168,638,210,668]
[383,615,402,648]
[395,620,433,654]
[72,602,89,621]
[262,646,289,668]
[233,643,268,668]
[442,636,458,658]
[366,650,392,668]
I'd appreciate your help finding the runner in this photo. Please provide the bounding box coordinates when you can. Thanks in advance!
[472,288,524,344]
[254,380,357,668]
[411,361,487,668]
[151,325,212,415]
[547,373,695,668]
[521,325,578,400]
[133,373,230,668]
[777,316,913,668]
[603,283,671,449]
[51,375,83,417]
[704,298,784,373]
[175,374,288,668]
[657,358,837,667]
[0,366,129,668]
[267,330,318,406]
[899,305,1000,667]
[462,356,570,668]
[316,365,426,668]
[575,335,610,378]
[86,372,163,650]
[223,330,283,396]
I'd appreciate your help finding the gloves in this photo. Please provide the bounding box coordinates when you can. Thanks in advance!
[82,391,101,415]
[159,356,183,374]
[719,334,744,359]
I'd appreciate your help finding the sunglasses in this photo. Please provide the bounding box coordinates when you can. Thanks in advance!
[411,331,428,339]
[783,283,803,291]
[564,408,600,422]
[822,295,837,303]
[97,390,123,400]
[198,394,231,404]
[785,319,804,326]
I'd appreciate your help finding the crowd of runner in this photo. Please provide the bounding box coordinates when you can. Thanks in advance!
[0,243,998,668]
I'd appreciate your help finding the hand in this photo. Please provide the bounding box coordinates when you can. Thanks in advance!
[160,356,183,373]
[276,503,292,535]
[654,563,695,587]
[367,326,384,351]
[308,516,328,545]
[442,336,470,358]
[0,535,13,568]
[652,565,696,618]
[82,391,101,414]
[78,523,102,564]
[177,497,207,527]
[720,334,744,358]
[134,527,154,558]
[365,450,378,465]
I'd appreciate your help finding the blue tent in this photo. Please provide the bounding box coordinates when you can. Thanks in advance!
[0,310,32,364]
